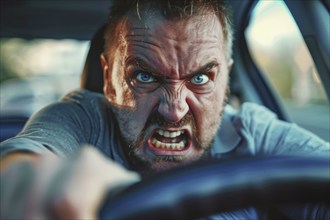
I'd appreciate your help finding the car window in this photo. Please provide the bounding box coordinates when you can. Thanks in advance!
[245,0,329,142]
[0,38,89,116]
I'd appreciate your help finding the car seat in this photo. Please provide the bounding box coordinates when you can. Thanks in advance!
[81,24,106,94]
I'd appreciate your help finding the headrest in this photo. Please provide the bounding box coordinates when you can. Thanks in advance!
[81,24,106,93]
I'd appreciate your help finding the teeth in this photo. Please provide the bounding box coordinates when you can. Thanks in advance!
[164,131,170,137]
[157,129,182,138]
[152,138,185,150]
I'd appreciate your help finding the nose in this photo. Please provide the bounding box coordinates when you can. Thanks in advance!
[157,89,189,123]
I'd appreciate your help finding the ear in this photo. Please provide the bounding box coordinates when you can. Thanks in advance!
[100,53,110,96]
[101,53,108,77]
[227,59,234,73]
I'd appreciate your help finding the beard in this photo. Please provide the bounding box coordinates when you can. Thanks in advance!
[112,85,229,176]
[126,111,213,176]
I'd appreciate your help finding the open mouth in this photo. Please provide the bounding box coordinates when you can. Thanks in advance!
[149,129,190,151]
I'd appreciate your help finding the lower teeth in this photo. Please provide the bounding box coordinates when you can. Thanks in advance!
[152,138,185,150]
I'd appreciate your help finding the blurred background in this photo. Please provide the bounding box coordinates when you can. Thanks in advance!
[0,0,108,117]
[0,39,88,116]
[246,0,329,141]
[0,0,329,141]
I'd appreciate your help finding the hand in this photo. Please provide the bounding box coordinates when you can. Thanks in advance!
[0,147,140,219]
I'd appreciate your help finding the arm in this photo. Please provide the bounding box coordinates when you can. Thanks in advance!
[0,89,111,158]
[0,152,37,172]
[0,90,139,219]
[0,147,140,219]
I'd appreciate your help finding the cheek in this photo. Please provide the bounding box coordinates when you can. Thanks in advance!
[111,80,135,108]
[189,77,228,136]
[133,92,160,122]
[114,91,160,141]
[193,94,224,131]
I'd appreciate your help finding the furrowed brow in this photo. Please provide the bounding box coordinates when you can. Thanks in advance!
[125,57,161,76]
[187,61,220,78]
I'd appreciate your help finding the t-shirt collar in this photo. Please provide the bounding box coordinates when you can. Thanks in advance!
[211,105,241,155]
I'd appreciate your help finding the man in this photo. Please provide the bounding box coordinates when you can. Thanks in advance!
[0,0,329,219]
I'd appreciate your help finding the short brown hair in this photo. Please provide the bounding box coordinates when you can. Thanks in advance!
[104,0,233,60]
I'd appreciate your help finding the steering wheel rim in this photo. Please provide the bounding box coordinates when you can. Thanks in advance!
[100,156,330,220]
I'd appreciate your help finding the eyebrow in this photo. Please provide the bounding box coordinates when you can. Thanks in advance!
[125,57,160,75]
[125,57,220,79]
[188,61,220,78]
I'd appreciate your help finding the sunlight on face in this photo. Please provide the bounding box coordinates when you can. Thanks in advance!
[103,10,232,173]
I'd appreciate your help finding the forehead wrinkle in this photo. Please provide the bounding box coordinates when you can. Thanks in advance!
[124,27,163,50]
[125,37,222,80]
[176,41,222,77]
[125,40,171,75]
[129,39,162,49]
[120,13,224,80]
[124,38,179,78]
[125,56,163,78]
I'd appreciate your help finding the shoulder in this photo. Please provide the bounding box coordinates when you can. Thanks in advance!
[213,103,275,154]
[217,103,286,155]
[233,102,277,123]
[223,102,278,131]
[26,89,108,123]
[0,89,114,157]
[223,103,329,155]
[224,102,287,143]
[61,89,107,106]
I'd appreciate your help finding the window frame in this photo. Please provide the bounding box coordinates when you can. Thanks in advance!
[229,0,329,122]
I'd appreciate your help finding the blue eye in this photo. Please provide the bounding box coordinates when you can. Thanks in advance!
[191,74,209,85]
[136,72,155,83]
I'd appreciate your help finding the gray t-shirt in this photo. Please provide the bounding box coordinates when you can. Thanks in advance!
[1,89,329,219]
[1,89,327,161]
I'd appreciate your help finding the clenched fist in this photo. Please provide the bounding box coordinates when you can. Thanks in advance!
[0,147,140,219]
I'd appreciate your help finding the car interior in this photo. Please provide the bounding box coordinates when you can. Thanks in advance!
[1,0,329,142]
[0,0,329,219]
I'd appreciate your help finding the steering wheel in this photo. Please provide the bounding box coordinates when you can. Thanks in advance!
[99,156,329,219]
